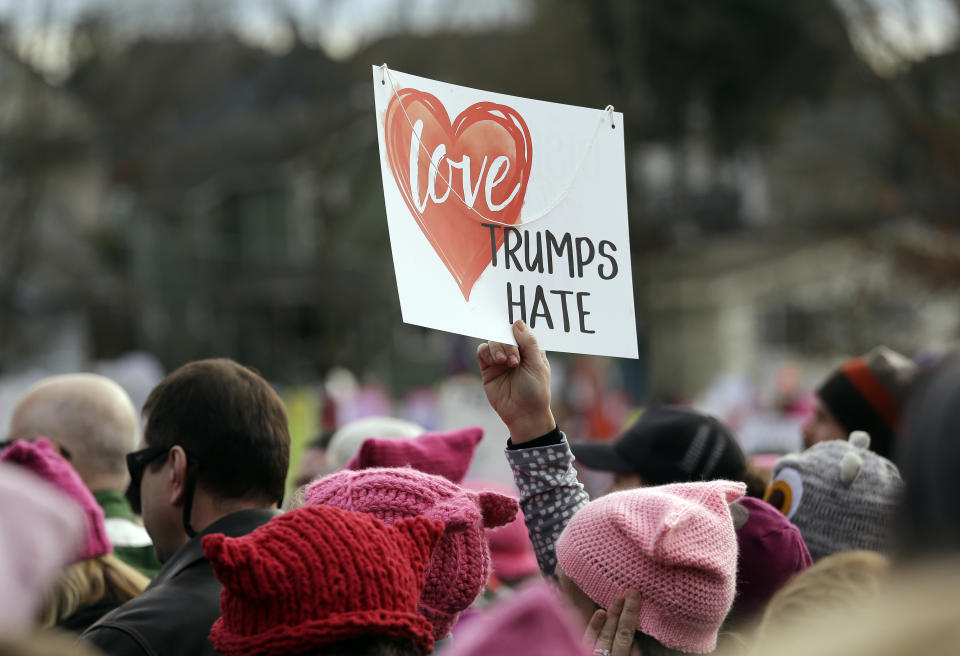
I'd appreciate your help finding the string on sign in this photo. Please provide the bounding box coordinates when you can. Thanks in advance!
[379,62,616,228]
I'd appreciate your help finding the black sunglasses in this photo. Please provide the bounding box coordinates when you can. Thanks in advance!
[125,446,171,515]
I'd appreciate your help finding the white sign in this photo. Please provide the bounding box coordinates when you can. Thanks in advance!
[373,66,638,359]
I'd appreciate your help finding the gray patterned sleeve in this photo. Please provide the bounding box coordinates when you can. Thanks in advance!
[504,434,590,577]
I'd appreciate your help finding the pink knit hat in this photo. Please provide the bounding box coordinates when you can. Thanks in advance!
[464,480,539,583]
[304,467,518,640]
[556,480,745,654]
[444,582,588,656]
[0,461,86,633]
[0,438,112,561]
[346,427,484,483]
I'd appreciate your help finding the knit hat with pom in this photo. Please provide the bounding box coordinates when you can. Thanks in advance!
[765,431,904,561]
[346,427,484,484]
[304,467,518,640]
[555,480,746,654]
[816,346,916,458]
[203,505,444,656]
[0,437,112,561]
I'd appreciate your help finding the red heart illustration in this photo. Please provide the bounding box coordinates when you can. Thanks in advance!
[384,88,532,301]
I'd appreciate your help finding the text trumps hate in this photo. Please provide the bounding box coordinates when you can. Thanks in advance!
[481,224,622,334]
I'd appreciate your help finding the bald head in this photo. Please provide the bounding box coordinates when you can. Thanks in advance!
[8,374,140,492]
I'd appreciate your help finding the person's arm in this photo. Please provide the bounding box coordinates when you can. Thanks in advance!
[504,428,589,576]
[477,320,589,577]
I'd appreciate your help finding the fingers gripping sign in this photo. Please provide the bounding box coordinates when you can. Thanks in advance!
[584,591,643,656]
[477,320,556,444]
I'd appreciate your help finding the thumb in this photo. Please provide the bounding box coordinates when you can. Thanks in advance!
[512,320,541,363]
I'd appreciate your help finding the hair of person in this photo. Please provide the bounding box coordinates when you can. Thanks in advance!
[142,359,290,506]
[895,351,960,558]
[38,554,150,629]
[752,550,890,643]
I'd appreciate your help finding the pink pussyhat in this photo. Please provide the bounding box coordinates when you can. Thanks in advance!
[556,480,745,654]
[443,581,588,656]
[305,467,518,640]
[0,437,113,561]
[346,426,484,484]
[0,461,86,633]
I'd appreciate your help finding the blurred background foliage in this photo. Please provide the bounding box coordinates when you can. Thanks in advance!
[1,0,958,405]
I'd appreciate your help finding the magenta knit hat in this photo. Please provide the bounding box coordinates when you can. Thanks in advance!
[304,467,518,640]
[464,480,539,583]
[0,438,112,562]
[0,461,86,633]
[731,496,812,621]
[556,480,745,654]
[346,427,484,484]
[444,581,588,656]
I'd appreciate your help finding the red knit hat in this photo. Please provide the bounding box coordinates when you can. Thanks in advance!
[203,505,444,656]
[346,427,484,483]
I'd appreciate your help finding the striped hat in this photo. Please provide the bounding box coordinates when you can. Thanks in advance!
[817,346,916,458]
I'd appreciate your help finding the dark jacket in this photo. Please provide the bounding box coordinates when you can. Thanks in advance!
[81,509,279,656]
[58,596,125,634]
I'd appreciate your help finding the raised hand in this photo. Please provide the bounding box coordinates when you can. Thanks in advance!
[583,591,643,656]
[476,320,556,444]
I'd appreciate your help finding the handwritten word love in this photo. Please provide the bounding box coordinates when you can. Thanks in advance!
[408,120,522,214]
[384,89,532,300]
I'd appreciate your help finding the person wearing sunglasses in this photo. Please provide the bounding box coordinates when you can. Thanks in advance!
[81,359,290,656]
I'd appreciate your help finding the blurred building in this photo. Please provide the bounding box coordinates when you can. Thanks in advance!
[0,47,113,372]
[639,220,960,396]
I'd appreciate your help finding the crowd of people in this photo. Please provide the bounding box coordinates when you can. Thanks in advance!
[1,320,959,655]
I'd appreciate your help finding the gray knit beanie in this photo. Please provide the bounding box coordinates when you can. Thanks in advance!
[764,431,904,561]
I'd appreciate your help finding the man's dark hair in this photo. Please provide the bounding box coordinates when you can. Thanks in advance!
[143,358,289,505]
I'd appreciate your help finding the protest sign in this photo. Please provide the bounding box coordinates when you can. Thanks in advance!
[373,65,638,359]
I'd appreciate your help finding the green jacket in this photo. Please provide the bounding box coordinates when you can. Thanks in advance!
[94,489,162,578]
